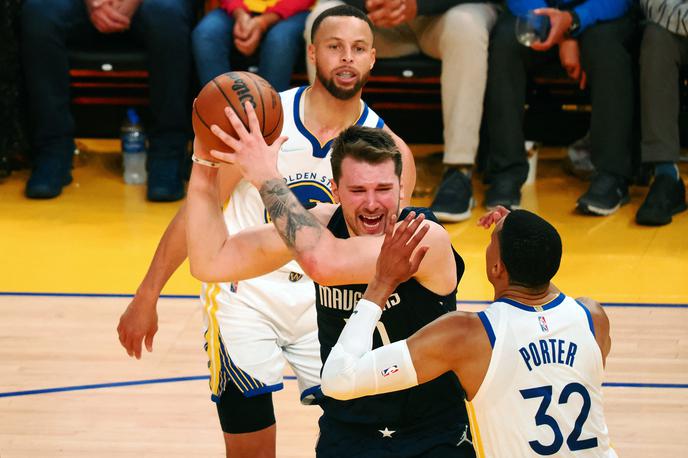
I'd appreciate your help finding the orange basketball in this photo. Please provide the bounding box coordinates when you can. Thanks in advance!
[192,71,283,157]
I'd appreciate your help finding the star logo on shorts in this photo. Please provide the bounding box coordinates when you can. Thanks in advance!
[379,427,395,438]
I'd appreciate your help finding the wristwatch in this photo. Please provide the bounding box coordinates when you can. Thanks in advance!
[568,10,581,35]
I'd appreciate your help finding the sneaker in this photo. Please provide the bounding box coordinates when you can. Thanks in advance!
[563,131,595,181]
[147,157,185,202]
[485,178,521,210]
[636,175,687,226]
[430,168,474,222]
[576,173,629,216]
[25,156,73,199]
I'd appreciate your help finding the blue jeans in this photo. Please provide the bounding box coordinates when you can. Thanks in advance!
[192,8,307,91]
[21,0,195,163]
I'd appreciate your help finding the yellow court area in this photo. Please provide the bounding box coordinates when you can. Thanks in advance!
[0,142,687,456]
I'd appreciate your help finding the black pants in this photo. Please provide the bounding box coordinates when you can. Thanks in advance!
[315,413,475,458]
[21,0,195,163]
[640,23,688,164]
[485,12,635,185]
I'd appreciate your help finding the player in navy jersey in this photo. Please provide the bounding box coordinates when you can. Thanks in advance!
[186,122,474,456]
[117,6,416,457]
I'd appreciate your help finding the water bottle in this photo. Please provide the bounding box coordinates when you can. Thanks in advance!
[121,108,147,184]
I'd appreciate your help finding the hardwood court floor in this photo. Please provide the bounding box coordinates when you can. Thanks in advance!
[0,141,686,457]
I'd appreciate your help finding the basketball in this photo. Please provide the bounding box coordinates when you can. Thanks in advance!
[192,71,284,157]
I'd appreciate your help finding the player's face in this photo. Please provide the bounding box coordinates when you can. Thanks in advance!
[332,157,400,236]
[309,16,375,100]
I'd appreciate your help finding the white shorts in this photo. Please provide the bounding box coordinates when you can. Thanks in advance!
[201,270,322,404]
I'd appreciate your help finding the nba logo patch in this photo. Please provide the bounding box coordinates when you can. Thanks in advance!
[381,365,399,377]
[230,282,239,293]
[538,315,549,332]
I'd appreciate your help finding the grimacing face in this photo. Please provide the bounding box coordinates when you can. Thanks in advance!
[310,15,375,100]
[332,157,400,236]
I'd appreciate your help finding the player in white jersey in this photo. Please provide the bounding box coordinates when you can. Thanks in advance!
[321,207,617,458]
[116,5,416,457]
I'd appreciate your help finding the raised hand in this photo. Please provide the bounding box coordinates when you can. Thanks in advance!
[364,212,430,307]
[477,205,511,229]
[209,101,288,187]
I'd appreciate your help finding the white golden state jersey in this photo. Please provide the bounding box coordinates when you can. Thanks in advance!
[223,85,384,280]
[467,294,617,458]
[201,86,384,402]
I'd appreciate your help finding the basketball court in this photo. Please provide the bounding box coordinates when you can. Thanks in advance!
[0,142,686,456]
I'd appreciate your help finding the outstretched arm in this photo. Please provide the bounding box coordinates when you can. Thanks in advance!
[117,163,241,359]
[577,296,612,366]
[185,140,293,283]
[321,213,466,399]
[117,203,187,359]
[208,103,456,293]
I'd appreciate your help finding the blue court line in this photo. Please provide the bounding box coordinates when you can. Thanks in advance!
[0,376,209,398]
[0,376,685,399]
[2,292,687,308]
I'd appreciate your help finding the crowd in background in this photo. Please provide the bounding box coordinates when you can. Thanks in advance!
[1,0,686,226]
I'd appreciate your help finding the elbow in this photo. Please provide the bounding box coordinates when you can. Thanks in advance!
[298,253,331,284]
[321,368,356,401]
[189,261,220,283]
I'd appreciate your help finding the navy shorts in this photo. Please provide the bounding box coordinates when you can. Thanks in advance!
[315,413,475,458]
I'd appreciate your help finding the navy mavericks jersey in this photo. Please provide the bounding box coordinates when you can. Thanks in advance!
[315,206,468,426]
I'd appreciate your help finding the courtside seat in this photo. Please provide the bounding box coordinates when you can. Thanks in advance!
[363,54,442,143]
[69,37,150,138]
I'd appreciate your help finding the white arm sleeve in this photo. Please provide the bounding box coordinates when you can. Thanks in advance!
[321,299,419,400]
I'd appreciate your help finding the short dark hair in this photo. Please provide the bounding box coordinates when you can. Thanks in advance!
[498,210,562,289]
[330,126,402,183]
[311,4,374,43]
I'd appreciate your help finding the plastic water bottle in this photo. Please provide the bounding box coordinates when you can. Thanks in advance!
[121,108,147,184]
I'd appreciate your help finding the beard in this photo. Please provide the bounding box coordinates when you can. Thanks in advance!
[315,64,369,101]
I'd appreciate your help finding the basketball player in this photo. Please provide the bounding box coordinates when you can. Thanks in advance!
[116,5,416,457]
[320,206,618,457]
[187,123,473,456]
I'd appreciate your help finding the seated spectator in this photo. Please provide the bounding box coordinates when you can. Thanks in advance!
[485,0,634,215]
[636,0,687,226]
[305,0,499,222]
[192,0,315,90]
[21,0,195,201]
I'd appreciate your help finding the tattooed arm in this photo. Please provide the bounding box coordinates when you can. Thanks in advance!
[207,103,456,292]
[185,140,293,283]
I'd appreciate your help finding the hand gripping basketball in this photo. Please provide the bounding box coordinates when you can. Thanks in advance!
[191,71,283,166]
[209,101,288,187]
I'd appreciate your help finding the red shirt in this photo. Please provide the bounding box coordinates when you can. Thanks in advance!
[220,0,314,19]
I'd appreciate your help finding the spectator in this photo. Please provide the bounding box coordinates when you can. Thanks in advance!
[485,0,634,215]
[21,0,195,201]
[192,0,315,90]
[636,0,687,226]
[305,0,499,222]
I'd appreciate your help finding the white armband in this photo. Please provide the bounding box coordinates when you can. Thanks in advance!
[321,299,419,400]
